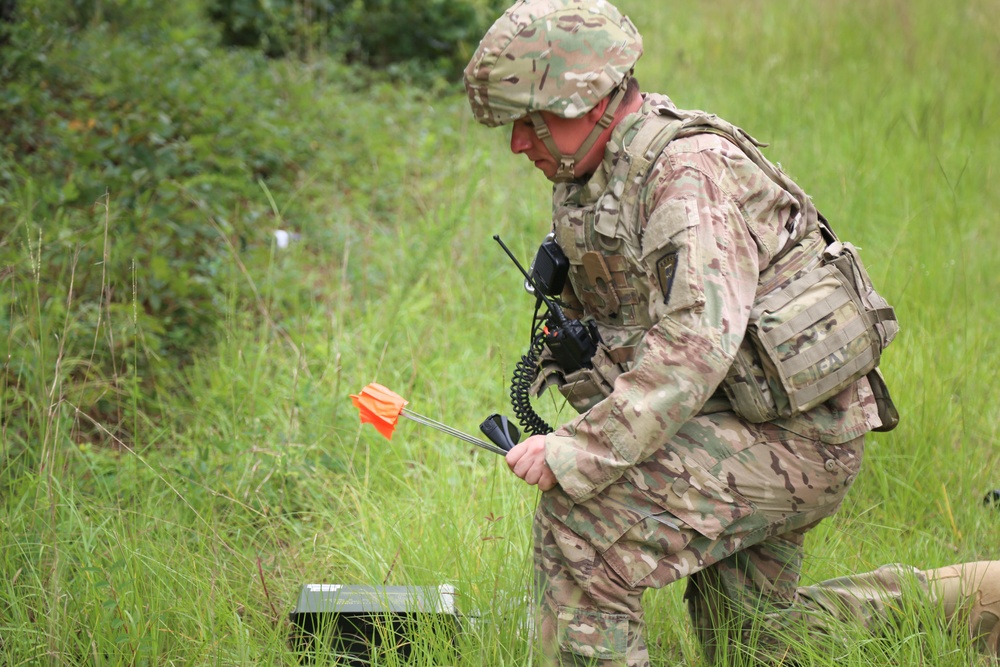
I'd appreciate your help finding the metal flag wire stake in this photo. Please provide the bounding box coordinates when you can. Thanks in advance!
[400,409,508,456]
[350,382,509,456]
[349,384,673,516]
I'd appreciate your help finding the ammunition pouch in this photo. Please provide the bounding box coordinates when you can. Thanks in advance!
[722,237,899,429]
[533,344,625,414]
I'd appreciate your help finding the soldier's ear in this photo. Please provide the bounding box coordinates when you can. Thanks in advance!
[584,96,612,123]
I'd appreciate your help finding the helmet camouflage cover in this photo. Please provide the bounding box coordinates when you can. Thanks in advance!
[464,0,643,127]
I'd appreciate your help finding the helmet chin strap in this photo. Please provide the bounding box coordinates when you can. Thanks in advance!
[528,83,628,183]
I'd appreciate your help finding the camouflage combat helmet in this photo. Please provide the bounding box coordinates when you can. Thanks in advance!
[464,0,643,181]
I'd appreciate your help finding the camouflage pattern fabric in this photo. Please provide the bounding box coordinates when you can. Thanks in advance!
[529,93,895,665]
[536,416,932,665]
[463,0,642,127]
[543,94,881,504]
[685,546,929,664]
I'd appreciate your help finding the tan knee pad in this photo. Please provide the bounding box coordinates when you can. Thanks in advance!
[926,560,1000,655]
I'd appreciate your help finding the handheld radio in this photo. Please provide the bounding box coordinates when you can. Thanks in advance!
[480,235,600,442]
[493,235,599,373]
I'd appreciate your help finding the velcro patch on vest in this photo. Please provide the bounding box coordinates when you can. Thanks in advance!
[656,251,679,304]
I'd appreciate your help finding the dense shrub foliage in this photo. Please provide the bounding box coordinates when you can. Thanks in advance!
[0,1,320,442]
[207,0,507,76]
[0,0,487,450]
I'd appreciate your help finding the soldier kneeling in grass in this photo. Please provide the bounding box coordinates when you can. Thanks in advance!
[463,0,999,664]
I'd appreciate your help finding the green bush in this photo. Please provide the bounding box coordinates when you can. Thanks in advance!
[0,0,484,455]
[4,0,193,34]
[207,0,507,77]
[207,0,340,58]
[0,1,316,446]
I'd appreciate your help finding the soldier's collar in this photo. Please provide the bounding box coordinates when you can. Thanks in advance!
[560,93,677,205]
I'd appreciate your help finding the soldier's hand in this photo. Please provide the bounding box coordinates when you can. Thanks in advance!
[505,434,557,491]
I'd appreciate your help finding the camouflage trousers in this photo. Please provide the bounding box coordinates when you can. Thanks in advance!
[534,411,931,666]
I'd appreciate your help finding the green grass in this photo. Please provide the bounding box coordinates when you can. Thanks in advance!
[3,0,1000,664]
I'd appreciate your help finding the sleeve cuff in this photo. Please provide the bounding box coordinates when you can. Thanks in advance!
[544,428,621,503]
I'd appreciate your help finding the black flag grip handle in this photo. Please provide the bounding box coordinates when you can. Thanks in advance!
[479,413,521,453]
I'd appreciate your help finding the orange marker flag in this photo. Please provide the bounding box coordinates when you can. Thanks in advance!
[350,382,408,440]
[350,382,509,455]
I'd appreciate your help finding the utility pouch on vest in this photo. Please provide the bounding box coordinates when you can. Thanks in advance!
[723,234,899,425]
[663,106,901,429]
[534,344,624,414]
[555,367,613,413]
[866,366,899,432]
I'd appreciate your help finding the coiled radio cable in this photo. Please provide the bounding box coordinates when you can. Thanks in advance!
[509,325,553,436]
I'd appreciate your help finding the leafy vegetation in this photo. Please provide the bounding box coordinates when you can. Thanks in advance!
[207,0,507,76]
[2,0,321,440]
[2,0,999,664]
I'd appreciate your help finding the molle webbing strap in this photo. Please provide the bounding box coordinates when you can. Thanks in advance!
[621,115,684,188]
[751,261,830,318]
[607,346,636,365]
[721,352,777,423]
[779,315,869,377]
[761,288,854,348]
[800,349,877,411]
[828,255,888,368]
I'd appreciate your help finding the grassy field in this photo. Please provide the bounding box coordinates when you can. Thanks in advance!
[3,0,1000,664]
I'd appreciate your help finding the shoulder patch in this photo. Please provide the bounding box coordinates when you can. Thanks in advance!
[656,251,679,304]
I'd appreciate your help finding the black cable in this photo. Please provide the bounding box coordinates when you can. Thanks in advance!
[509,329,553,436]
[508,299,554,436]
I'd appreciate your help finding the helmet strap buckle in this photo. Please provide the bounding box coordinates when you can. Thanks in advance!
[529,81,630,183]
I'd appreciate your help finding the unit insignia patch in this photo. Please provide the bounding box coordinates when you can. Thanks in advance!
[656,251,678,304]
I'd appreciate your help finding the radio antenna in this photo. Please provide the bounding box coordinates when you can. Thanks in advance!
[493,235,570,326]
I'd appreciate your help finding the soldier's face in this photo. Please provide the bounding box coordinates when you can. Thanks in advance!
[509,109,608,181]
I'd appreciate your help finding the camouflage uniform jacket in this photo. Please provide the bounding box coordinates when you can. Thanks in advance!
[544,93,883,503]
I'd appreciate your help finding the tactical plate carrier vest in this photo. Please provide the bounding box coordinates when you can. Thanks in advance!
[548,106,899,430]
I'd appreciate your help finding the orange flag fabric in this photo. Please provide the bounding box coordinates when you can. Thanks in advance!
[350,382,409,440]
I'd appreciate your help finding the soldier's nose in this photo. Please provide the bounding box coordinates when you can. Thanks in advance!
[510,121,534,154]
